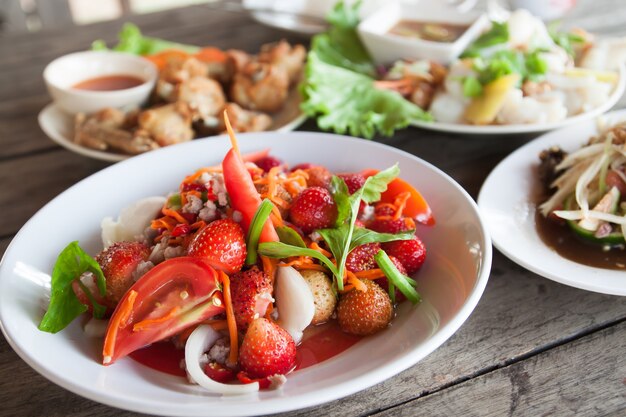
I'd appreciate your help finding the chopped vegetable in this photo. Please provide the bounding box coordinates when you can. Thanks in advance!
[464,74,519,124]
[245,199,275,265]
[462,21,509,58]
[92,23,199,55]
[374,250,421,304]
[39,242,106,333]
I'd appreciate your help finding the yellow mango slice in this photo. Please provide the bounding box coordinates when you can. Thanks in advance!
[464,74,520,125]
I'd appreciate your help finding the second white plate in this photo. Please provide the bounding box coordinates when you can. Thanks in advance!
[478,109,626,296]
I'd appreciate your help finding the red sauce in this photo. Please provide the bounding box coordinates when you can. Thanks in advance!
[129,321,361,377]
[72,74,144,91]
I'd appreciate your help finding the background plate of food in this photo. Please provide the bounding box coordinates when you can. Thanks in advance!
[0,131,491,416]
[38,24,307,162]
[478,109,626,296]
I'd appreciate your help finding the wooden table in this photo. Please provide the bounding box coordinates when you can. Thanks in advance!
[1,2,625,416]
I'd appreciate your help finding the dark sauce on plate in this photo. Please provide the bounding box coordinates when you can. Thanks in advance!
[73,75,144,91]
[388,20,469,43]
[534,194,626,270]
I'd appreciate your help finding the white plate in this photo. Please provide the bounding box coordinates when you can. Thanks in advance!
[38,93,306,163]
[412,66,626,135]
[0,132,491,416]
[478,109,626,296]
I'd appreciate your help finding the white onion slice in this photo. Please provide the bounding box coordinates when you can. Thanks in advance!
[275,266,315,344]
[101,196,166,248]
[553,209,626,225]
[185,325,259,395]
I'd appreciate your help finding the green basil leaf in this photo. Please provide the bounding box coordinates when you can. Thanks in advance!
[276,226,307,248]
[374,250,421,304]
[330,175,352,226]
[357,164,400,204]
[39,241,106,333]
[349,227,415,250]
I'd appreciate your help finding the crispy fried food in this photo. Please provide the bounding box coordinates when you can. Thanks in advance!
[74,108,159,154]
[221,102,272,132]
[258,40,306,85]
[138,102,193,146]
[231,62,289,112]
[176,76,226,121]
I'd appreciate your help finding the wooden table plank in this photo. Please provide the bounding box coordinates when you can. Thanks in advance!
[372,321,626,417]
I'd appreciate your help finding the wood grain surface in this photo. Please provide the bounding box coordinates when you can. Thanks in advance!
[1,1,625,417]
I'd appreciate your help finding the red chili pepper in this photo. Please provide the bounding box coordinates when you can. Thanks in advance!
[171,223,191,237]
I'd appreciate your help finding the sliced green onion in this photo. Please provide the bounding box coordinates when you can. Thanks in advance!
[245,199,274,266]
[374,250,421,304]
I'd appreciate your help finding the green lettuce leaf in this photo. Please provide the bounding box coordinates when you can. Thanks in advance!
[301,52,432,139]
[38,242,106,333]
[92,23,199,55]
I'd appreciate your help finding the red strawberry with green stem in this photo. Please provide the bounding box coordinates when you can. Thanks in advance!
[95,241,150,305]
[238,318,296,379]
[188,218,247,274]
[229,266,274,331]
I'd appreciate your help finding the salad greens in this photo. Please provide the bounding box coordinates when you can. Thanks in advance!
[461,21,510,58]
[259,165,419,304]
[301,1,432,139]
[245,199,274,266]
[39,242,107,334]
[92,23,199,55]
[549,22,585,57]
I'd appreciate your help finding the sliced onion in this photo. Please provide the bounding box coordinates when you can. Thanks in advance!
[553,209,626,224]
[275,266,315,344]
[185,325,259,395]
[101,196,166,248]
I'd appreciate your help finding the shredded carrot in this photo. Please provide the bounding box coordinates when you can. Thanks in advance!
[162,207,188,225]
[261,256,276,285]
[308,241,332,258]
[270,207,284,228]
[103,290,137,361]
[133,306,180,332]
[293,263,329,272]
[341,284,355,292]
[404,217,416,230]
[208,320,229,331]
[346,271,368,292]
[354,269,386,279]
[393,192,411,220]
[219,271,239,365]
[151,217,177,231]
[190,220,207,230]
[223,110,240,157]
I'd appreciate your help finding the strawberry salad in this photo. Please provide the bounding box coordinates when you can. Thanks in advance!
[38,118,434,394]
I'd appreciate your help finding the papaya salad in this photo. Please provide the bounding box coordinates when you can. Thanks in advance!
[38,114,434,393]
[538,120,626,264]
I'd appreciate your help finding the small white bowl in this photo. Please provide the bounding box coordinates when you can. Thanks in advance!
[43,51,158,115]
[357,2,489,65]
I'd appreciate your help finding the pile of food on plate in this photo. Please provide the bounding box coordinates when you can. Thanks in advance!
[300,2,626,138]
[74,24,305,155]
[38,115,434,393]
[536,119,626,268]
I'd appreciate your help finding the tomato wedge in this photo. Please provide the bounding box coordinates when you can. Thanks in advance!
[102,257,223,365]
[362,169,435,226]
[222,148,279,243]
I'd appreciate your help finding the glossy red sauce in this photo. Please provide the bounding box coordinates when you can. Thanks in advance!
[73,74,144,91]
[129,321,361,377]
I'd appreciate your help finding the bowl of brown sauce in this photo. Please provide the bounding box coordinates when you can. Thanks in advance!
[357,2,488,65]
[44,51,157,114]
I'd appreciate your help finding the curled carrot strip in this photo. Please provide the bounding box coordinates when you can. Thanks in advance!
[393,192,411,220]
[354,269,386,279]
[308,242,332,258]
[162,208,188,225]
[219,271,239,365]
[132,306,180,332]
[224,110,240,157]
[103,290,137,363]
[346,271,368,292]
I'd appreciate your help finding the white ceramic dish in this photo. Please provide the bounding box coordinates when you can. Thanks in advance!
[0,132,491,416]
[478,109,626,296]
[412,65,626,135]
[44,51,158,115]
[38,97,307,163]
[357,2,488,65]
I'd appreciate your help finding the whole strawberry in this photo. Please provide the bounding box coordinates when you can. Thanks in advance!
[188,218,247,274]
[96,241,150,304]
[345,243,380,273]
[338,173,365,194]
[239,318,296,379]
[230,266,274,331]
[382,237,426,275]
[337,280,393,336]
[289,186,338,234]
[368,217,413,234]
[256,156,283,173]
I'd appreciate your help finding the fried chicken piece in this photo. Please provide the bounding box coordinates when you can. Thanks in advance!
[138,102,194,146]
[74,108,159,155]
[258,40,306,85]
[156,56,209,101]
[227,49,253,74]
[175,76,226,121]
[231,61,289,112]
[220,102,272,132]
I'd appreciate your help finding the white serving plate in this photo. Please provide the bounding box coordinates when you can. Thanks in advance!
[478,109,626,295]
[0,132,491,416]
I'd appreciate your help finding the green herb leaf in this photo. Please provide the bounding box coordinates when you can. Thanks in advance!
[549,22,584,57]
[301,52,433,139]
[462,76,484,98]
[168,193,182,209]
[92,23,200,55]
[349,227,414,250]
[330,175,352,226]
[258,242,338,274]
[462,21,509,57]
[38,242,106,333]
[276,226,307,248]
[374,250,421,304]
[358,164,400,204]
[245,199,274,265]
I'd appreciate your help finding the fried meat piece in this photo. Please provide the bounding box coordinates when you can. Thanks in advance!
[138,103,194,146]
[230,62,289,112]
[258,40,306,85]
[175,76,226,121]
